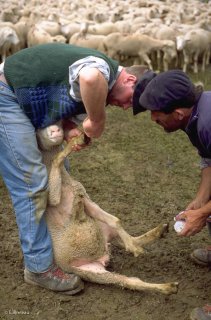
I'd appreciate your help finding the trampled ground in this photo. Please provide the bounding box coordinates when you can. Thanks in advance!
[0,70,210,320]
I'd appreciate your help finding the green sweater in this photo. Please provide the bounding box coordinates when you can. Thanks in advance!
[4,43,119,128]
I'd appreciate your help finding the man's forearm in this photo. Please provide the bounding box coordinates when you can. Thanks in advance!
[79,67,108,122]
[198,200,211,218]
[79,67,108,138]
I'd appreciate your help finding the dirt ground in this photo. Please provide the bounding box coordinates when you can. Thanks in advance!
[0,70,211,320]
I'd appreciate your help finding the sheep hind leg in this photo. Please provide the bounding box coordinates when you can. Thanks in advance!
[206,50,210,65]
[156,50,162,70]
[84,198,168,258]
[193,52,199,74]
[69,264,178,295]
[201,51,207,72]
[126,223,168,248]
[183,50,189,73]
[139,52,153,70]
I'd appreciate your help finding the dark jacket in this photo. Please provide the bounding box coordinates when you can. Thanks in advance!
[185,92,211,158]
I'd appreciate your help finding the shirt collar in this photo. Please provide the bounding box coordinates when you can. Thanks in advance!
[109,66,123,90]
[184,103,199,134]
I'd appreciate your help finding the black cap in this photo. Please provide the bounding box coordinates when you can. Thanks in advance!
[133,70,196,115]
[132,70,157,115]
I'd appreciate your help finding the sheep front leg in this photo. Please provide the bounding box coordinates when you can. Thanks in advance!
[139,52,153,70]
[206,50,210,66]
[157,49,162,70]
[84,198,168,257]
[48,135,85,206]
[193,51,199,74]
[183,50,189,73]
[201,51,207,72]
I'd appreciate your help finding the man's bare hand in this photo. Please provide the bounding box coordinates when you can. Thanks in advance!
[82,117,105,138]
[62,120,91,151]
[175,209,207,236]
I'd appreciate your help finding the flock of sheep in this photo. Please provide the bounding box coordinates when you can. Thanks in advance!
[0,0,211,73]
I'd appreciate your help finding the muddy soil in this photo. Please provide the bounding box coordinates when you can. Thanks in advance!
[0,71,210,320]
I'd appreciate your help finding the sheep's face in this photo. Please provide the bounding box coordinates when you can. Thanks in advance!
[176,36,185,51]
[36,123,64,151]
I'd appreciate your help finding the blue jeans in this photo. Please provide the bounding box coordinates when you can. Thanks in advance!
[0,81,53,272]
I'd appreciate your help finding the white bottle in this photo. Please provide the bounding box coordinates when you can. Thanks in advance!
[174,220,186,233]
[174,211,186,233]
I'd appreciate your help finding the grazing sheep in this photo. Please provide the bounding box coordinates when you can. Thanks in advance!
[27,25,66,47]
[103,33,177,71]
[60,22,82,42]
[176,28,211,73]
[69,33,106,52]
[35,21,61,37]
[83,22,119,36]
[0,26,20,62]
[35,122,179,295]
[1,8,20,24]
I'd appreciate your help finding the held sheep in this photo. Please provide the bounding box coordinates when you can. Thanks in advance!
[35,122,179,295]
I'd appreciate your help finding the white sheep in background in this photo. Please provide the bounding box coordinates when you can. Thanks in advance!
[60,22,82,42]
[151,25,179,69]
[0,26,20,62]
[2,0,211,71]
[69,33,106,52]
[176,28,211,73]
[83,22,119,36]
[34,20,62,37]
[27,25,66,47]
[103,33,177,71]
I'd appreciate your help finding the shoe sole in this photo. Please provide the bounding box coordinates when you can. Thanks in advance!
[24,276,84,295]
[59,283,84,295]
[190,253,209,266]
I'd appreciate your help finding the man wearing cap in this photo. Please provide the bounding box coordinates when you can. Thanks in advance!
[133,69,211,320]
